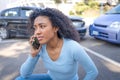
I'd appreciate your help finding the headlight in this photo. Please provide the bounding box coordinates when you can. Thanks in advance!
[72,21,85,28]
[109,21,120,28]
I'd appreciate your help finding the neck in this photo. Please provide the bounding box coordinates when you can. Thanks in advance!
[47,37,61,49]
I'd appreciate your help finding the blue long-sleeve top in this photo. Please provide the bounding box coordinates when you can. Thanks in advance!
[20,38,98,80]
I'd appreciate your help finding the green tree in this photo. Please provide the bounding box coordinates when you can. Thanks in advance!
[54,0,62,4]
[53,0,67,4]
[70,0,99,17]
[84,0,94,5]
[53,0,61,9]
[53,0,67,9]
[118,0,120,3]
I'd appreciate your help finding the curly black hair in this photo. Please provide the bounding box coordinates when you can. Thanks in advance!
[28,8,80,42]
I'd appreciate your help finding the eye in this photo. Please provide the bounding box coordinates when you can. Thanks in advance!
[33,26,37,30]
[40,24,46,29]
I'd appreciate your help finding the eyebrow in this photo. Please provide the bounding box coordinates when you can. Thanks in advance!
[33,23,45,27]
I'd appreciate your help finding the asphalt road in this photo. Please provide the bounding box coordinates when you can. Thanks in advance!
[80,33,120,80]
[0,34,120,80]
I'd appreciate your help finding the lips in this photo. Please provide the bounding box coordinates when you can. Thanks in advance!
[37,36,44,41]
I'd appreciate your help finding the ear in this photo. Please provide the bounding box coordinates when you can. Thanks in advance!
[54,27,59,33]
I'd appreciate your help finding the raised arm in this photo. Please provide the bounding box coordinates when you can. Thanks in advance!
[20,35,42,78]
[20,54,40,78]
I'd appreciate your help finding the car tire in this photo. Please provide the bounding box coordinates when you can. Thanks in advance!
[0,27,9,39]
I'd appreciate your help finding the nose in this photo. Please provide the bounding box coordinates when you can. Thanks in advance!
[34,27,41,35]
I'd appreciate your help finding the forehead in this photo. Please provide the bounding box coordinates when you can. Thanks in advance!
[34,16,51,24]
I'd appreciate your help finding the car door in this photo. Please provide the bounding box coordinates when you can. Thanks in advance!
[18,7,34,38]
[0,7,21,37]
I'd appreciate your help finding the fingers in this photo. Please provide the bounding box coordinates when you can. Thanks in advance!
[29,35,36,45]
[29,35,41,57]
[30,44,41,57]
[31,48,39,57]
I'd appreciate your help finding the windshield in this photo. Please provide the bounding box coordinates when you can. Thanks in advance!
[106,4,120,14]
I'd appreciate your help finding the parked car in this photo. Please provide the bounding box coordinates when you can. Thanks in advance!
[69,16,86,39]
[0,6,86,39]
[89,4,120,44]
[0,6,37,39]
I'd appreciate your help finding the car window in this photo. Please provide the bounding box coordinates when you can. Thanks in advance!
[106,4,120,14]
[1,8,19,17]
[20,8,33,17]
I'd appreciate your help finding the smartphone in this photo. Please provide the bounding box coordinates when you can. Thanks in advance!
[32,37,40,49]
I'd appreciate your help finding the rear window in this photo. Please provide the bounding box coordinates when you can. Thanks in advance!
[20,8,33,17]
[1,8,19,17]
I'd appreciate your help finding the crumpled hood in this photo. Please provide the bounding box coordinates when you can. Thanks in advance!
[94,14,120,26]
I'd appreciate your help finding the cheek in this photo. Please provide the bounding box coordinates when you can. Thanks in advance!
[43,28,55,42]
[45,30,54,38]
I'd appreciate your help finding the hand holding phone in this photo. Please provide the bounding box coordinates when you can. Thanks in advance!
[32,37,40,49]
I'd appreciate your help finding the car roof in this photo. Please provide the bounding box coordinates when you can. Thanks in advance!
[68,15,83,20]
[13,6,39,9]
[1,6,39,12]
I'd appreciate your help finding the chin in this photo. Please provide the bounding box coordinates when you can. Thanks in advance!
[40,41,47,45]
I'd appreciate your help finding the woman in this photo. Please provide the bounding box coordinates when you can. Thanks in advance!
[16,8,98,80]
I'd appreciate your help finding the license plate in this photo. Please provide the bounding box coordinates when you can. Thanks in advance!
[92,31,99,35]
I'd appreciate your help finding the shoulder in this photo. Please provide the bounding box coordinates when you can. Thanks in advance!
[64,38,82,49]
[64,38,86,55]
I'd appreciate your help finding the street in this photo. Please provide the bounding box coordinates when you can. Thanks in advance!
[79,33,120,80]
[0,33,120,80]
[0,0,120,80]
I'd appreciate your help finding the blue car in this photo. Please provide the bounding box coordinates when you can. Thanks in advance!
[89,4,120,44]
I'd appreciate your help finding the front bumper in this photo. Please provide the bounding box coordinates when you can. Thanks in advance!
[89,24,120,44]
[76,27,87,38]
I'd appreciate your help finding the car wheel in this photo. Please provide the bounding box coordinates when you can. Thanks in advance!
[0,27,9,39]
